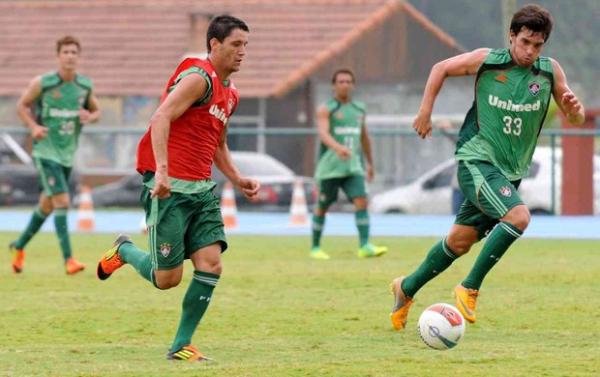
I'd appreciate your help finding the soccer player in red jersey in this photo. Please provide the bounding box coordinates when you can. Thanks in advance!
[96,15,259,361]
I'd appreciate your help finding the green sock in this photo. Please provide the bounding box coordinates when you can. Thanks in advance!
[355,209,369,247]
[462,221,522,290]
[401,239,457,298]
[54,208,72,261]
[170,271,220,352]
[118,242,154,285]
[311,214,325,248]
[14,207,48,249]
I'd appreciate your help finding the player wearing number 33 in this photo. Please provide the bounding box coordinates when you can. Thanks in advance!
[390,4,585,330]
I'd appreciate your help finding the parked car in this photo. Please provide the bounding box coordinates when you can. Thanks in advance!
[87,151,316,210]
[370,147,600,215]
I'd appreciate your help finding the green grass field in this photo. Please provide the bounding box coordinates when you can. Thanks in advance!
[0,232,598,376]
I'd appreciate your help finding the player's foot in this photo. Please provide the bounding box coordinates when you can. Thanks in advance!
[358,243,387,258]
[97,234,131,280]
[167,345,211,362]
[454,284,478,323]
[9,241,25,273]
[65,258,86,275]
[309,247,330,260]
[390,276,413,330]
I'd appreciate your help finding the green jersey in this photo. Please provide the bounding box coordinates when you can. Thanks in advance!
[315,99,366,180]
[455,48,554,181]
[32,72,93,167]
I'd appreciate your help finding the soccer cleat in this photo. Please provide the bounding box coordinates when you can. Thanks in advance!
[390,276,414,330]
[65,258,86,275]
[309,247,330,260]
[167,345,211,362]
[97,234,131,280]
[454,284,479,323]
[358,243,387,258]
[9,242,25,273]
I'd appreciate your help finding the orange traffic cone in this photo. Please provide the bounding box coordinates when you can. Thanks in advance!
[289,179,309,226]
[77,185,95,231]
[221,181,238,229]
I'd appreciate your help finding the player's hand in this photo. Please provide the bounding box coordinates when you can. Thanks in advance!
[151,171,171,199]
[413,112,433,139]
[30,124,48,140]
[237,177,260,200]
[561,92,582,117]
[79,109,92,124]
[335,146,351,160]
[366,164,374,183]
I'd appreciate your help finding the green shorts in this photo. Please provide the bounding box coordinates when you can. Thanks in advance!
[455,160,523,239]
[317,175,366,209]
[142,186,228,270]
[34,157,72,196]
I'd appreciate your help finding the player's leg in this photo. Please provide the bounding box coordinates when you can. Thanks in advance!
[310,178,339,259]
[167,243,221,362]
[455,161,527,323]
[45,163,84,274]
[168,189,227,361]
[10,191,53,273]
[343,175,387,257]
[97,188,186,287]
[390,220,478,330]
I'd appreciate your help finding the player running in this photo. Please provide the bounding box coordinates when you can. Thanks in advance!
[310,69,387,260]
[390,4,585,329]
[96,15,259,361]
[10,35,100,275]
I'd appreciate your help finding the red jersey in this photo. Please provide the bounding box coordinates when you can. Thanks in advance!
[136,58,239,181]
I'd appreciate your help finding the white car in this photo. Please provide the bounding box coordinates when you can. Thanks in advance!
[370,147,600,215]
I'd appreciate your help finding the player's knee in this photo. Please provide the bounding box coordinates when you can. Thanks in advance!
[503,206,530,231]
[446,237,473,255]
[201,260,222,275]
[154,270,183,290]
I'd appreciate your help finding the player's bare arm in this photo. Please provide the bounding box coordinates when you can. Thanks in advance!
[414,48,489,139]
[214,125,260,200]
[150,73,208,199]
[79,91,101,124]
[360,124,374,182]
[16,76,47,140]
[550,59,585,126]
[317,105,351,160]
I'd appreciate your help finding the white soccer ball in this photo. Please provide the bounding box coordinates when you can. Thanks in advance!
[417,303,465,350]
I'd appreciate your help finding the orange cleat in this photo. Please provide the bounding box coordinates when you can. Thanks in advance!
[65,258,86,275]
[97,234,131,280]
[390,276,414,330]
[454,284,479,323]
[9,242,25,274]
[167,345,211,362]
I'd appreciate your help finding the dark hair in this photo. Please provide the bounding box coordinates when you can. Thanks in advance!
[206,15,249,52]
[56,35,81,54]
[331,68,355,84]
[510,4,553,42]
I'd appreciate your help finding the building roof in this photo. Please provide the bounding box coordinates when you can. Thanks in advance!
[0,0,462,98]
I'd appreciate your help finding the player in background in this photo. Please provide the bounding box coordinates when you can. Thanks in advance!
[310,69,387,260]
[96,15,259,361]
[10,35,100,275]
[390,4,585,330]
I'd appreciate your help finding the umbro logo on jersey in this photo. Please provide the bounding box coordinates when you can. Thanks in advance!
[495,73,507,83]
[528,82,541,96]
[52,90,62,99]
[209,104,229,124]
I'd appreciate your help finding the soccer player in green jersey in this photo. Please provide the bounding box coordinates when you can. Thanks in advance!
[10,36,100,275]
[390,4,585,330]
[310,69,387,260]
